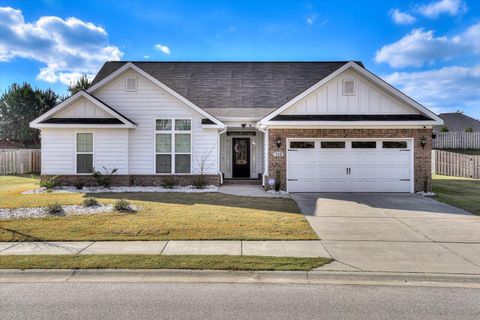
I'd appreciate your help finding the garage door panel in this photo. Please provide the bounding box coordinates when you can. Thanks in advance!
[287,139,412,193]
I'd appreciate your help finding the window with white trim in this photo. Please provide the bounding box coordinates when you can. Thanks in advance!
[155,119,191,174]
[76,133,93,173]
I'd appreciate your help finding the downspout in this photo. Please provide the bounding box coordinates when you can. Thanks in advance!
[257,124,268,186]
[217,126,227,185]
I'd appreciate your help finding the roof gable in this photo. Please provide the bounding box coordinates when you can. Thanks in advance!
[30,91,136,128]
[436,113,480,132]
[260,61,443,125]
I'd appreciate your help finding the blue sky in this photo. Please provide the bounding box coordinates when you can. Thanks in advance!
[0,0,479,117]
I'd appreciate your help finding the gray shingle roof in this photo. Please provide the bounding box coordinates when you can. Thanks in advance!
[91,61,359,113]
[434,113,480,133]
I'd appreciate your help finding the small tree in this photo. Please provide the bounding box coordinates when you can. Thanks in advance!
[465,126,474,133]
[440,126,449,133]
[67,75,91,95]
[192,146,215,189]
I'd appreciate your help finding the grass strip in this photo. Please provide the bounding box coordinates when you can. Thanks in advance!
[0,255,333,271]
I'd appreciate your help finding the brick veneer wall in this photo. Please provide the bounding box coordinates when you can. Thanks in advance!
[268,128,432,192]
[42,174,221,187]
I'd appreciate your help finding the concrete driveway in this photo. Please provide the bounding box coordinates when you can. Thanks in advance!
[291,193,480,274]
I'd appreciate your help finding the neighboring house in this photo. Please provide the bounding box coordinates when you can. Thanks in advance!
[434,112,480,133]
[30,61,443,193]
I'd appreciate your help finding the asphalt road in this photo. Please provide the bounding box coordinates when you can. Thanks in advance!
[1,282,480,320]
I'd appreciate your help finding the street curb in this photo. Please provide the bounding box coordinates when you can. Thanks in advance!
[2,269,480,288]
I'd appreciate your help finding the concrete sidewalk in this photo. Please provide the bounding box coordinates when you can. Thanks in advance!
[0,240,330,258]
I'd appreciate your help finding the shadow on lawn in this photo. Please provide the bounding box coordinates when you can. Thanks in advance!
[91,192,301,214]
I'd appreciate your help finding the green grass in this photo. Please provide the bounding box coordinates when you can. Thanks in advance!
[432,174,480,215]
[0,255,333,271]
[0,175,318,241]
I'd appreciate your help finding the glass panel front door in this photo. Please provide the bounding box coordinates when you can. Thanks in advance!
[232,138,250,178]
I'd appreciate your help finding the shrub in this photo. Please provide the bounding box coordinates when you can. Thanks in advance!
[192,176,207,189]
[46,203,64,216]
[161,176,176,189]
[75,181,85,190]
[465,126,474,133]
[92,166,118,188]
[440,126,449,133]
[82,197,99,207]
[114,199,135,212]
[40,176,59,189]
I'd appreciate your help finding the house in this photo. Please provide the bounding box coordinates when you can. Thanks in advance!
[30,61,443,193]
[434,112,480,133]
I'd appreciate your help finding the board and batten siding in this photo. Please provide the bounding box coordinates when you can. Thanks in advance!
[40,128,128,175]
[92,69,218,175]
[280,69,419,115]
[53,97,113,119]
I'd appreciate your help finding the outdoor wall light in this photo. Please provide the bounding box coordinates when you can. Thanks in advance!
[241,123,246,129]
[432,133,437,139]
[420,136,427,148]
[275,136,282,148]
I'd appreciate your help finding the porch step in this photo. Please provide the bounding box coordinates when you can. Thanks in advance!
[223,178,262,185]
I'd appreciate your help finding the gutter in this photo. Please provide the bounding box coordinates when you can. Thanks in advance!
[217,126,227,185]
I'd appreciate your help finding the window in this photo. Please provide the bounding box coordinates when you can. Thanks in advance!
[352,141,376,149]
[125,77,138,91]
[290,141,314,149]
[342,79,355,95]
[155,119,191,174]
[382,141,408,149]
[321,141,345,149]
[76,133,93,173]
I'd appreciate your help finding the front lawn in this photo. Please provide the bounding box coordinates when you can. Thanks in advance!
[0,254,332,271]
[432,174,480,215]
[0,175,317,241]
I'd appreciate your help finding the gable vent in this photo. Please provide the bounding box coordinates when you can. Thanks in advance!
[342,79,355,96]
[125,77,138,92]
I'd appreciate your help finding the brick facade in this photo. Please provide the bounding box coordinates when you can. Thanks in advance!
[268,128,432,192]
[42,174,221,187]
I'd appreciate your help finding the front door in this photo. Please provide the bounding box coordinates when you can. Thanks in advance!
[232,138,250,178]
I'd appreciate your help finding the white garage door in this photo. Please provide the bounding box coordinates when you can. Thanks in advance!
[287,139,412,193]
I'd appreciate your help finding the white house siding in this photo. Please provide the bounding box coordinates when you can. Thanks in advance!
[281,69,419,115]
[40,128,128,175]
[53,97,113,119]
[92,69,218,175]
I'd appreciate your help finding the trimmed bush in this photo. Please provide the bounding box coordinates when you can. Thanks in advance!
[75,181,85,190]
[161,176,176,189]
[114,199,135,213]
[82,197,99,207]
[46,203,64,216]
[192,176,207,189]
[92,167,118,188]
[40,176,59,190]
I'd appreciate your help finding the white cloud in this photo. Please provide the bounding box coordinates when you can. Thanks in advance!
[384,65,480,114]
[416,0,467,18]
[390,9,416,25]
[306,13,318,26]
[154,44,170,55]
[375,23,480,68]
[0,7,123,85]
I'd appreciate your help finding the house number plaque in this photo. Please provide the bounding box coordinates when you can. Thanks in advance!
[273,151,284,157]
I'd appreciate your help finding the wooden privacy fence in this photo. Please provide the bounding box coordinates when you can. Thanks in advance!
[433,132,480,149]
[0,149,41,174]
[432,150,480,179]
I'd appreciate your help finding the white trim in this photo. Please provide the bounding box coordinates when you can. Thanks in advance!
[260,61,443,125]
[285,137,414,193]
[88,62,225,128]
[265,122,434,128]
[75,131,94,175]
[30,91,136,129]
[154,118,193,174]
